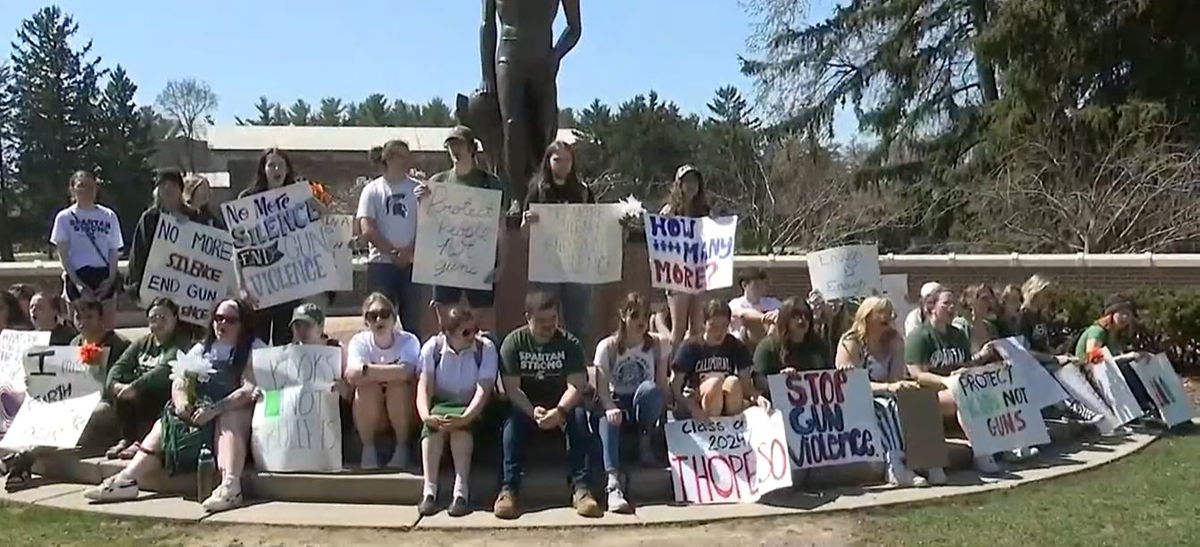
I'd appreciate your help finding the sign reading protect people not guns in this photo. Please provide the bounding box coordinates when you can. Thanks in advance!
[528,204,624,284]
[644,214,737,294]
[949,362,1050,454]
[0,346,105,450]
[413,183,503,290]
[250,345,343,472]
[665,406,791,504]
[768,370,884,470]
[140,214,236,326]
[806,245,883,300]
[222,184,339,310]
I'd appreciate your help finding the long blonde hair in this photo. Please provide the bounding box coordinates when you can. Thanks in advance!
[846,296,895,344]
[1021,274,1052,310]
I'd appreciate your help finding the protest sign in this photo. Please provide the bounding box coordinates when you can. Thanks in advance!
[0,330,52,433]
[895,387,950,470]
[806,245,883,300]
[665,406,791,504]
[767,370,884,470]
[949,362,1050,454]
[321,215,355,291]
[881,273,910,332]
[993,337,1068,409]
[528,204,624,284]
[413,183,503,290]
[1132,354,1193,427]
[250,345,343,472]
[222,184,339,309]
[140,214,236,325]
[1091,349,1144,426]
[0,346,105,449]
[644,214,737,294]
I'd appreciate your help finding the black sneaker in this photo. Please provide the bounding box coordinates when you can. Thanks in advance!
[417,494,438,516]
[447,495,469,517]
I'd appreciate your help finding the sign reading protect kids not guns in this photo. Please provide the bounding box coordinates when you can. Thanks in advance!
[140,214,236,326]
[767,370,884,470]
[644,214,737,294]
[949,362,1050,454]
[222,184,340,309]
[665,406,791,504]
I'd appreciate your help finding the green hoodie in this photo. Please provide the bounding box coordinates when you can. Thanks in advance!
[105,331,191,400]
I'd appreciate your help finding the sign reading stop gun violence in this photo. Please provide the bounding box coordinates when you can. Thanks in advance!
[251,345,343,472]
[0,346,105,450]
[222,184,339,309]
[666,407,791,504]
[768,370,884,470]
[413,183,503,290]
[950,362,1050,454]
[644,214,737,294]
[140,214,236,326]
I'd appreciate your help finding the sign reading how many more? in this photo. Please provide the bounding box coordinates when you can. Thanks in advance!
[644,213,737,294]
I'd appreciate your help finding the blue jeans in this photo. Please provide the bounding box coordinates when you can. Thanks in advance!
[366,262,423,338]
[530,282,592,348]
[500,403,593,492]
[596,381,665,472]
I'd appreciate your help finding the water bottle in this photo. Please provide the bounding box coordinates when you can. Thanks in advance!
[197,446,215,501]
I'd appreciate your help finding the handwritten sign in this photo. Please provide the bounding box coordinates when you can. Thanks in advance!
[222,184,339,309]
[767,370,884,470]
[807,245,882,300]
[949,362,1050,454]
[0,346,105,449]
[0,330,52,433]
[1132,354,1194,427]
[413,183,502,290]
[528,204,623,284]
[644,214,737,294]
[881,273,910,332]
[993,337,1068,409]
[250,346,343,472]
[1092,349,1144,426]
[140,214,236,326]
[665,407,791,504]
[321,215,355,291]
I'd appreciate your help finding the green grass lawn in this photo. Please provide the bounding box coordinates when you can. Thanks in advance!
[0,501,188,547]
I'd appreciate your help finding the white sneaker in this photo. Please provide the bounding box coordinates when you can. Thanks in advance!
[201,478,243,513]
[885,460,921,487]
[1011,446,1040,460]
[361,448,380,470]
[84,476,139,503]
[607,486,632,514]
[925,467,948,485]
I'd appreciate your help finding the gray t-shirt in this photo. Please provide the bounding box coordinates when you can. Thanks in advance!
[594,335,658,396]
[355,176,419,263]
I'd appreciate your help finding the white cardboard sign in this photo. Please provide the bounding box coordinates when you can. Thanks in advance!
[1132,354,1194,427]
[0,329,52,433]
[250,345,343,472]
[140,214,236,325]
[767,370,885,470]
[0,346,105,449]
[644,214,737,294]
[993,337,1068,409]
[665,407,791,504]
[949,361,1051,454]
[806,245,883,300]
[1092,349,1144,426]
[321,215,356,292]
[528,204,624,284]
[413,183,502,290]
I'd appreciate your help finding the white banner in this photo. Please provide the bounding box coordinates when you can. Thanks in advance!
[644,214,737,294]
[0,346,105,449]
[767,370,885,470]
[222,184,340,309]
[0,330,52,433]
[881,273,910,333]
[321,215,355,292]
[1132,354,1194,427]
[993,337,1068,409]
[949,362,1050,454]
[413,183,502,290]
[806,245,883,300]
[665,406,791,504]
[252,345,342,391]
[1092,349,1144,426]
[528,204,623,284]
[250,345,343,472]
[140,214,236,326]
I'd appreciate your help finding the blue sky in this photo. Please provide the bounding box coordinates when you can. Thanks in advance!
[0,1,853,136]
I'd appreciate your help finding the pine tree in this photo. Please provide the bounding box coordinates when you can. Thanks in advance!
[0,62,17,260]
[316,97,345,126]
[419,98,453,126]
[288,99,312,126]
[95,66,154,245]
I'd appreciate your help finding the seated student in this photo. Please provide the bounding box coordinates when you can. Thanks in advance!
[415,306,497,517]
[494,291,599,520]
[7,283,38,322]
[345,292,422,470]
[85,299,262,513]
[752,297,832,391]
[593,292,668,514]
[728,268,782,348]
[837,297,946,487]
[809,290,856,354]
[903,282,944,337]
[0,290,32,330]
[104,298,192,460]
[29,291,78,344]
[1075,294,1156,418]
[904,287,1001,474]
[952,284,1003,353]
[671,300,769,420]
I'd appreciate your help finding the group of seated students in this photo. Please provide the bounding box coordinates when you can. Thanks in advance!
[0,267,1164,519]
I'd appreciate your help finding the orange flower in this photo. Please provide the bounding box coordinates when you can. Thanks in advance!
[79,342,103,366]
[310,181,333,206]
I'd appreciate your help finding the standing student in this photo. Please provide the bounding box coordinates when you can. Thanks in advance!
[671,300,768,420]
[728,268,783,347]
[522,140,598,349]
[752,298,832,388]
[50,170,123,330]
[29,292,78,344]
[345,293,422,470]
[357,140,422,338]
[234,148,301,345]
[494,291,599,520]
[415,306,498,517]
[660,165,711,349]
[126,169,187,300]
[424,126,508,335]
[1075,294,1156,416]
[183,174,226,229]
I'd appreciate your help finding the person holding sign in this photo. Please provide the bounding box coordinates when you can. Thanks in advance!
[50,170,124,330]
[729,268,782,348]
[752,297,832,395]
[345,293,422,470]
[415,306,498,517]
[357,140,423,338]
[103,298,192,460]
[1075,295,1156,416]
[125,169,187,300]
[86,299,262,513]
[494,291,600,520]
[183,174,226,229]
[660,165,712,350]
[837,297,946,487]
[671,300,767,420]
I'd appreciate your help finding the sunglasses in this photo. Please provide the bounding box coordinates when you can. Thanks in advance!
[214,314,240,325]
[365,309,393,322]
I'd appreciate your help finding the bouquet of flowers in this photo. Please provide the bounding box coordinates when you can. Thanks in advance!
[616,195,646,232]
[78,342,104,366]
[169,354,217,405]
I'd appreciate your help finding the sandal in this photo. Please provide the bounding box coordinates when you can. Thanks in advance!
[105,439,130,460]
[117,442,140,460]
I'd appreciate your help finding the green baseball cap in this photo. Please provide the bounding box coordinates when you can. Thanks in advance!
[289,303,325,327]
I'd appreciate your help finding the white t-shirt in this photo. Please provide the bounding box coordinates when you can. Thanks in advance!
[355,176,419,263]
[347,329,421,373]
[728,295,782,341]
[904,308,926,337]
[418,334,499,404]
[49,204,124,271]
[594,335,659,396]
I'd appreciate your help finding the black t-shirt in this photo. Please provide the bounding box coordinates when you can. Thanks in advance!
[1017,308,1067,354]
[525,179,595,207]
[672,334,752,389]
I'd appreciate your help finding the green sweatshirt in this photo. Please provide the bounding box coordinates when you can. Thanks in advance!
[105,331,191,399]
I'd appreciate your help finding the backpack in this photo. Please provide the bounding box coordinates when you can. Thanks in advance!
[432,334,484,369]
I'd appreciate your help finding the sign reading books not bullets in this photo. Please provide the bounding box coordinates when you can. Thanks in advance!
[250,345,343,472]
[222,184,340,309]
[644,213,737,294]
